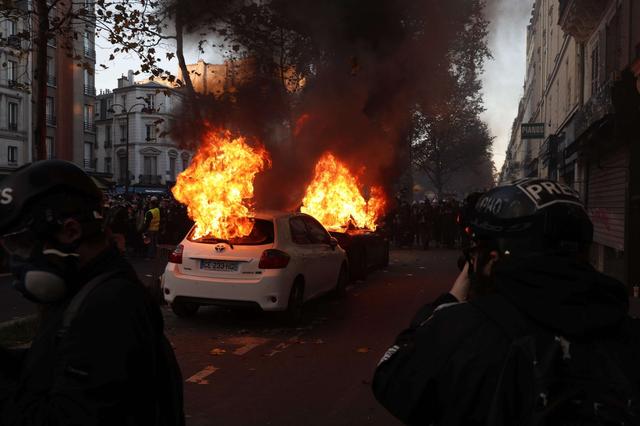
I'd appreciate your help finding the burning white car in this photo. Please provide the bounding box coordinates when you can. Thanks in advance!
[161,211,348,323]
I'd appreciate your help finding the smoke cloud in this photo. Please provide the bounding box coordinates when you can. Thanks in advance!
[175,0,485,211]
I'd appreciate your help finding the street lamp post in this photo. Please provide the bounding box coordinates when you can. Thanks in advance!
[107,100,151,194]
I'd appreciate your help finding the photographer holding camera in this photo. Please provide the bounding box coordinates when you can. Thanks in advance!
[373,178,640,425]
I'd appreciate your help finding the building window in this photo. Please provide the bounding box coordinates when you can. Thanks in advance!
[118,155,127,182]
[7,60,17,85]
[121,94,126,108]
[146,94,155,110]
[46,97,55,126]
[83,142,94,169]
[7,20,17,36]
[120,124,127,142]
[83,104,94,132]
[105,124,112,147]
[591,46,599,95]
[83,31,94,58]
[83,69,94,95]
[105,157,112,173]
[8,102,18,131]
[169,156,176,180]
[45,137,54,159]
[7,146,17,163]
[143,155,158,176]
[181,155,189,171]
[145,124,155,141]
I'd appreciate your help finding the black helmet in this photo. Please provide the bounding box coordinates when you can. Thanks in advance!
[467,178,593,255]
[0,160,103,235]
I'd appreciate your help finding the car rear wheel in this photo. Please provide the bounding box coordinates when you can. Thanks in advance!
[171,300,199,318]
[333,264,348,298]
[284,281,304,325]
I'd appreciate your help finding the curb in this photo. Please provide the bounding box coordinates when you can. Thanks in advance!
[0,314,38,332]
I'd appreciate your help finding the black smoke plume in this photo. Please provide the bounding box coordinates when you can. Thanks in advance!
[172,0,488,211]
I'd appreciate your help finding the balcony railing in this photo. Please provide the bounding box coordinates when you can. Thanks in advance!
[104,139,112,148]
[6,35,21,49]
[7,79,18,88]
[46,114,56,126]
[138,175,162,185]
[84,122,96,133]
[83,158,97,170]
[7,122,17,131]
[47,75,57,86]
[558,0,608,42]
[84,85,96,96]
[84,47,95,58]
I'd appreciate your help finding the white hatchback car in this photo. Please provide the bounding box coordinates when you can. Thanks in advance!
[161,211,348,322]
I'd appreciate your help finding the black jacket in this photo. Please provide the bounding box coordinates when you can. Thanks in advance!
[372,254,636,425]
[0,246,184,426]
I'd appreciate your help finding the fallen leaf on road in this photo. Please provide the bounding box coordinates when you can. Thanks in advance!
[356,347,370,353]
[210,348,226,356]
[406,273,414,277]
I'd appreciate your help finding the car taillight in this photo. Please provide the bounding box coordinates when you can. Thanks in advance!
[168,244,184,264]
[258,249,290,269]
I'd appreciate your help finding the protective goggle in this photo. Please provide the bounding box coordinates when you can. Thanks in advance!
[0,228,38,258]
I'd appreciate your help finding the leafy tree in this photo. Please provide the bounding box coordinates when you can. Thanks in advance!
[411,0,494,199]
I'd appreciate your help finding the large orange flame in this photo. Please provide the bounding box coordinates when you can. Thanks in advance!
[172,130,271,240]
[301,153,386,231]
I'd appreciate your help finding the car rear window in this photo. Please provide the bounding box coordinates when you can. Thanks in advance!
[188,218,274,245]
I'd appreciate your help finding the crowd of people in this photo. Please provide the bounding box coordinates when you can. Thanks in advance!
[386,198,467,250]
[101,192,193,260]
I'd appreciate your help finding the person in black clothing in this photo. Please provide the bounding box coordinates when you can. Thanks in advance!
[373,178,640,425]
[0,160,184,426]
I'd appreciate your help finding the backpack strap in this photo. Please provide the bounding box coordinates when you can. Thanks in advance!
[470,294,530,340]
[57,271,121,341]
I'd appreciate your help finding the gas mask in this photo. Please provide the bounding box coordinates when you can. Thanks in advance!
[1,228,81,304]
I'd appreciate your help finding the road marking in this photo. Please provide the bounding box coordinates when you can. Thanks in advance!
[186,366,218,384]
[264,334,302,357]
[227,336,270,356]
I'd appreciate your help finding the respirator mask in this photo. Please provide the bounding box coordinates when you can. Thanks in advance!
[1,228,80,304]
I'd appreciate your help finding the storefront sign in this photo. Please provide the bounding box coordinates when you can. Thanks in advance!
[521,123,545,139]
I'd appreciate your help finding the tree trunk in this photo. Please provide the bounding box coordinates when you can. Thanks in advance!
[34,0,49,161]
[174,9,203,149]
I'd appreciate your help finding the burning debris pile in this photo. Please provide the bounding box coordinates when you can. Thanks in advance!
[171,130,271,240]
[301,153,385,231]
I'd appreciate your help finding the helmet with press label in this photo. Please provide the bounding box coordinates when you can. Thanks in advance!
[467,178,593,254]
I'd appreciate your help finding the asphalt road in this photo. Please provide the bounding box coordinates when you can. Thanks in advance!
[164,248,458,426]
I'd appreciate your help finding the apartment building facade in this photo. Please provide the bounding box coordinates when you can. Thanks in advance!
[501,0,640,286]
[0,15,32,175]
[0,2,96,176]
[94,71,192,192]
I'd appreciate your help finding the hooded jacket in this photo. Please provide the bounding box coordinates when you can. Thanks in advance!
[372,255,639,425]
[0,246,184,426]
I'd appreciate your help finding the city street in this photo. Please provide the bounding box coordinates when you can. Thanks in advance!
[0,248,458,424]
[165,248,456,426]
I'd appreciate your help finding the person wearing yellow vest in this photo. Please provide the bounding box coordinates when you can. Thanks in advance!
[143,196,161,260]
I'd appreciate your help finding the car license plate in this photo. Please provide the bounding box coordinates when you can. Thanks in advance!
[200,260,239,272]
